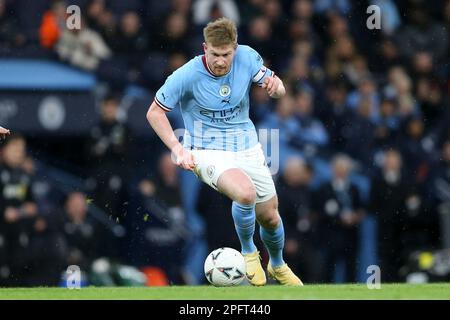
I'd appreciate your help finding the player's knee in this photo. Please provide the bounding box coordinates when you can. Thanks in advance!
[236,185,256,205]
[260,212,280,230]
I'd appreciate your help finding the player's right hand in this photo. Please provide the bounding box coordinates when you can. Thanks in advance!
[0,126,10,139]
[172,145,196,171]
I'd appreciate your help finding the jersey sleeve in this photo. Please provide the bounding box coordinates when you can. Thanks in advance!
[248,47,274,87]
[154,66,187,112]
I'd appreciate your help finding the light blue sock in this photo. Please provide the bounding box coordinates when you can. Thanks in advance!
[231,201,257,254]
[260,219,285,267]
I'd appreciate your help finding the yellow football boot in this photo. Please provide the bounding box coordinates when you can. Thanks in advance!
[243,251,266,286]
[267,263,304,286]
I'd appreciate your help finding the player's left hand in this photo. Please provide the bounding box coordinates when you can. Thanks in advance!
[262,75,281,97]
[0,126,10,139]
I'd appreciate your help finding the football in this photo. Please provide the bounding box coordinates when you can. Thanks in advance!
[204,247,247,286]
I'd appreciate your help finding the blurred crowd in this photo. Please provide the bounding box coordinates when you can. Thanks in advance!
[1,0,450,285]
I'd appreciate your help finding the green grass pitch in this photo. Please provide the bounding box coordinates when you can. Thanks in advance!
[0,283,449,300]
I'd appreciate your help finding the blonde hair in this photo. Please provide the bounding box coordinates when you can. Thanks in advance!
[203,18,238,47]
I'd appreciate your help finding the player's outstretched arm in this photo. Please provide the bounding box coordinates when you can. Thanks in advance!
[262,75,286,99]
[146,101,195,171]
[0,126,10,139]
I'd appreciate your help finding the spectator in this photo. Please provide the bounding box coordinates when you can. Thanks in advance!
[261,0,286,43]
[85,0,108,33]
[55,16,112,71]
[291,39,322,72]
[346,76,380,121]
[257,94,303,172]
[384,66,420,121]
[433,140,450,249]
[60,192,105,271]
[277,157,324,282]
[285,55,311,91]
[314,0,351,16]
[192,0,240,27]
[370,149,411,282]
[128,153,189,284]
[398,117,434,183]
[432,102,450,149]
[237,0,264,26]
[172,0,193,18]
[292,0,314,21]
[39,0,67,49]
[153,12,193,56]
[292,89,329,158]
[84,0,117,47]
[325,34,356,79]
[86,94,131,220]
[416,78,446,129]
[313,154,365,283]
[0,135,38,286]
[342,97,377,168]
[246,16,273,61]
[324,12,350,44]
[374,98,400,150]
[371,0,401,36]
[287,1,322,59]
[250,86,274,124]
[372,36,402,75]
[0,0,26,52]
[343,54,371,88]
[445,0,450,56]
[111,11,149,66]
[318,80,353,152]
[395,3,448,64]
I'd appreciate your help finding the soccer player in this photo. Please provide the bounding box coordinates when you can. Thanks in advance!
[147,18,303,286]
[0,126,10,139]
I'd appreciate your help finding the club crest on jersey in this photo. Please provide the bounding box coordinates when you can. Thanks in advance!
[219,85,231,97]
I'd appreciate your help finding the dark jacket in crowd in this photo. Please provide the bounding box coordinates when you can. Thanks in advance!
[313,180,364,282]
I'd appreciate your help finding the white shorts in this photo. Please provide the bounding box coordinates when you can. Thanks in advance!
[191,143,276,203]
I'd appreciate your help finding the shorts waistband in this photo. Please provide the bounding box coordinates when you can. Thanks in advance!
[190,146,207,150]
[189,143,261,152]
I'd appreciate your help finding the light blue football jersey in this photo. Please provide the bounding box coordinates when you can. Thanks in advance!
[154,45,274,152]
